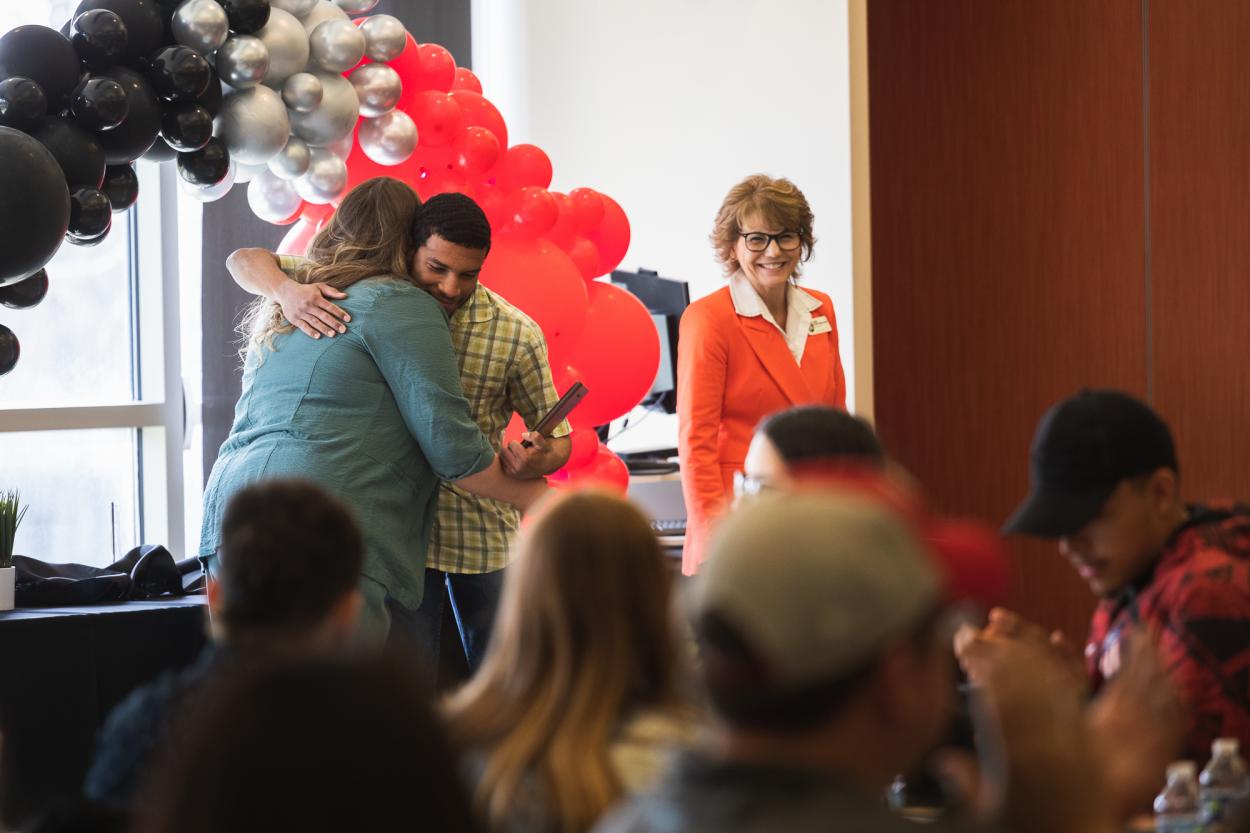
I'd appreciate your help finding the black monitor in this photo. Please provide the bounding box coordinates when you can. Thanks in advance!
[610,268,690,414]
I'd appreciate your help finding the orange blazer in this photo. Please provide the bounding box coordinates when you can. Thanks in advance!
[676,285,847,574]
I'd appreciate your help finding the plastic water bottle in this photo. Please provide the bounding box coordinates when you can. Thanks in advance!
[1200,738,1249,828]
[1155,761,1204,833]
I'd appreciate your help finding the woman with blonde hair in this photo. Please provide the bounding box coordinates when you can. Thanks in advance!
[199,177,548,640]
[677,174,848,574]
[444,489,697,833]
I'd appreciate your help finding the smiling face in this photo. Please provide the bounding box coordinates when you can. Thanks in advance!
[734,213,802,293]
[411,233,487,315]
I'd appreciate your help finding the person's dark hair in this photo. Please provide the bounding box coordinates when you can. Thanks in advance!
[758,406,885,466]
[131,657,480,833]
[214,479,362,636]
[413,192,492,252]
[693,608,939,732]
[23,801,126,833]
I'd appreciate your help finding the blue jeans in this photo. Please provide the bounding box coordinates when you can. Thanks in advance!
[393,567,506,678]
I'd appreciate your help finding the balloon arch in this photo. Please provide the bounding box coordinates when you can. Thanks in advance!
[0,0,659,490]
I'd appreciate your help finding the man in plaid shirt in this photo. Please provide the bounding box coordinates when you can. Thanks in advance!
[227,193,571,676]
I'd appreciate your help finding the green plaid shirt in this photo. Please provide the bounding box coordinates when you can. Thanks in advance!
[279,256,568,573]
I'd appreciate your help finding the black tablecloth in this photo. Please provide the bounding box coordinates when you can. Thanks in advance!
[0,598,208,825]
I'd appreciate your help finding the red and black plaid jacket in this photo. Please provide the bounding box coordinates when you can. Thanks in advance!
[1087,504,1250,762]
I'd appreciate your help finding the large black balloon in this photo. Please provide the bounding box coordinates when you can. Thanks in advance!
[30,115,105,190]
[71,77,129,131]
[146,46,210,102]
[143,134,178,161]
[219,0,271,34]
[74,0,163,66]
[0,77,47,132]
[0,127,70,285]
[101,163,139,211]
[95,66,160,164]
[70,9,129,70]
[177,136,230,185]
[0,325,19,376]
[160,101,212,151]
[0,269,49,310]
[69,187,112,237]
[0,26,82,108]
[195,67,223,118]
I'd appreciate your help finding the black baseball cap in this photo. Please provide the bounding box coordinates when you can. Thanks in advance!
[1003,389,1178,538]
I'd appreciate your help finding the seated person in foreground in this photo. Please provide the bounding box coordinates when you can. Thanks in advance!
[443,490,700,833]
[83,479,363,807]
[737,404,885,499]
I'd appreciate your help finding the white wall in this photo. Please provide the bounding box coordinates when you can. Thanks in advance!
[472,0,855,446]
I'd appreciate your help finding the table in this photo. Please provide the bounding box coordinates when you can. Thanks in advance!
[0,597,208,825]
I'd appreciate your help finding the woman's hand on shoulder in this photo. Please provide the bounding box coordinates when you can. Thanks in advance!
[276,281,350,339]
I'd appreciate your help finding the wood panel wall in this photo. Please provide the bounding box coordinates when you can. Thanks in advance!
[867,0,1148,641]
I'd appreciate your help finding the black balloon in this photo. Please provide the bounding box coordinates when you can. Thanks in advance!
[177,136,230,185]
[70,9,129,70]
[0,269,49,310]
[143,133,178,161]
[74,0,163,66]
[69,187,112,236]
[195,67,223,118]
[101,163,139,211]
[31,115,106,190]
[0,325,19,376]
[0,127,70,286]
[0,77,47,132]
[95,66,160,164]
[68,226,112,246]
[0,26,82,108]
[160,101,212,151]
[219,0,271,35]
[146,46,210,102]
[71,77,129,131]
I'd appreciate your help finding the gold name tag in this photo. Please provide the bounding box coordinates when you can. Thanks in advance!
[808,316,832,335]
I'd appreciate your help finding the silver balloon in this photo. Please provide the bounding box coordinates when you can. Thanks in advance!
[268,135,311,179]
[256,8,309,87]
[234,161,270,183]
[180,159,237,202]
[172,0,230,54]
[358,15,406,62]
[288,72,359,146]
[301,0,349,34]
[359,110,416,166]
[282,72,322,112]
[215,35,270,89]
[308,19,366,73]
[326,132,355,159]
[294,146,347,204]
[248,169,303,223]
[215,85,291,165]
[348,63,401,117]
[333,0,379,13]
[271,0,318,16]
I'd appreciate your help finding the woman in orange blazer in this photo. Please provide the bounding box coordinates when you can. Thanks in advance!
[677,175,847,574]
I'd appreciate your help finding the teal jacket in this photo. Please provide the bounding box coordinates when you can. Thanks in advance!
[199,277,495,609]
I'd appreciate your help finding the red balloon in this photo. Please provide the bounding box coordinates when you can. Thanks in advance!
[466,180,517,233]
[413,43,456,92]
[411,90,462,147]
[505,186,557,240]
[565,426,599,469]
[586,193,630,275]
[497,144,552,190]
[417,166,467,200]
[451,66,482,93]
[478,237,588,359]
[568,187,604,232]
[300,201,334,224]
[451,125,500,175]
[545,191,578,249]
[448,90,508,149]
[563,281,660,425]
[566,237,602,280]
[277,217,321,256]
[503,411,527,444]
[551,443,629,495]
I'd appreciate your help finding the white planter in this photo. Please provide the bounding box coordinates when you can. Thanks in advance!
[0,565,13,611]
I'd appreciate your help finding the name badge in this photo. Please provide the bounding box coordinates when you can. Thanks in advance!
[808,316,832,336]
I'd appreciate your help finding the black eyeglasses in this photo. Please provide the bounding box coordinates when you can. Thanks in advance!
[740,231,801,252]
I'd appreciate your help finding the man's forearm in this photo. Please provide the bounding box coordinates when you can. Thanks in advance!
[535,436,572,475]
[226,248,289,300]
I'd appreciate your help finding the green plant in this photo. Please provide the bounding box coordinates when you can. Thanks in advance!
[0,490,28,568]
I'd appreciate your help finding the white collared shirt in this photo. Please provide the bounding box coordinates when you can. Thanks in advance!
[728,271,823,364]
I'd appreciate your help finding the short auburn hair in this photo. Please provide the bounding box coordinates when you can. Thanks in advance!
[710,174,816,277]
